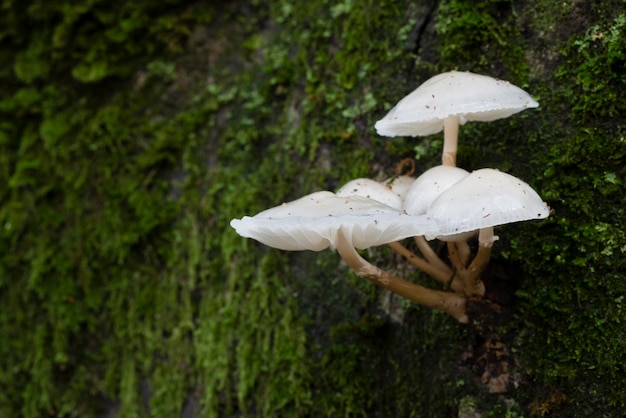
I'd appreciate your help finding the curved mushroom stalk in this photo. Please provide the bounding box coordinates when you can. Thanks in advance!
[336,231,468,323]
[445,240,482,297]
[438,228,499,297]
[387,238,467,294]
[466,228,498,294]
[414,235,453,275]
[387,241,462,292]
[453,239,472,266]
[464,227,498,296]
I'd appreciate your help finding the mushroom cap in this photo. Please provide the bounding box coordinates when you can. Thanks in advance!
[336,178,403,210]
[375,71,539,137]
[383,175,415,201]
[403,165,469,215]
[426,168,550,238]
[231,191,440,251]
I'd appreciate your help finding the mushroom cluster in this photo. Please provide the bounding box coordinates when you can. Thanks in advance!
[231,71,549,323]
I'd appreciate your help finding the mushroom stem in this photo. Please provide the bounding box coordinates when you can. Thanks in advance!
[461,227,497,296]
[447,242,465,273]
[456,239,472,267]
[478,227,498,248]
[414,236,453,277]
[442,115,460,167]
[447,240,487,298]
[337,232,468,323]
[388,241,462,292]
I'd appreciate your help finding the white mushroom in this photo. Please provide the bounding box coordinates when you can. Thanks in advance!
[230,190,468,322]
[336,178,404,210]
[403,165,469,215]
[421,168,548,297]
[375,71,539,166]
[335,175,415,210]
[230,191,440,251]
[383,175,415,201]
[426,168,550,239]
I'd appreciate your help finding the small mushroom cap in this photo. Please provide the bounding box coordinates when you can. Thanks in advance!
[231,191,439,251]
[335,176,415,210]
[375,71,539,137]
[336,178,403,210]
[426,168,550,238]
[383,175,415,201]
[403,165,469,215]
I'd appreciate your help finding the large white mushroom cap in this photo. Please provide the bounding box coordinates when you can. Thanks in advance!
[403,165,469,215]
[426,168,550,238]
[375,71,539,137]
[230,191,440,251]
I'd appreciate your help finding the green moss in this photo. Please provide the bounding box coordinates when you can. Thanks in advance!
[560,11,626,120]
[507,3,626,416]
[434,0,528,80]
